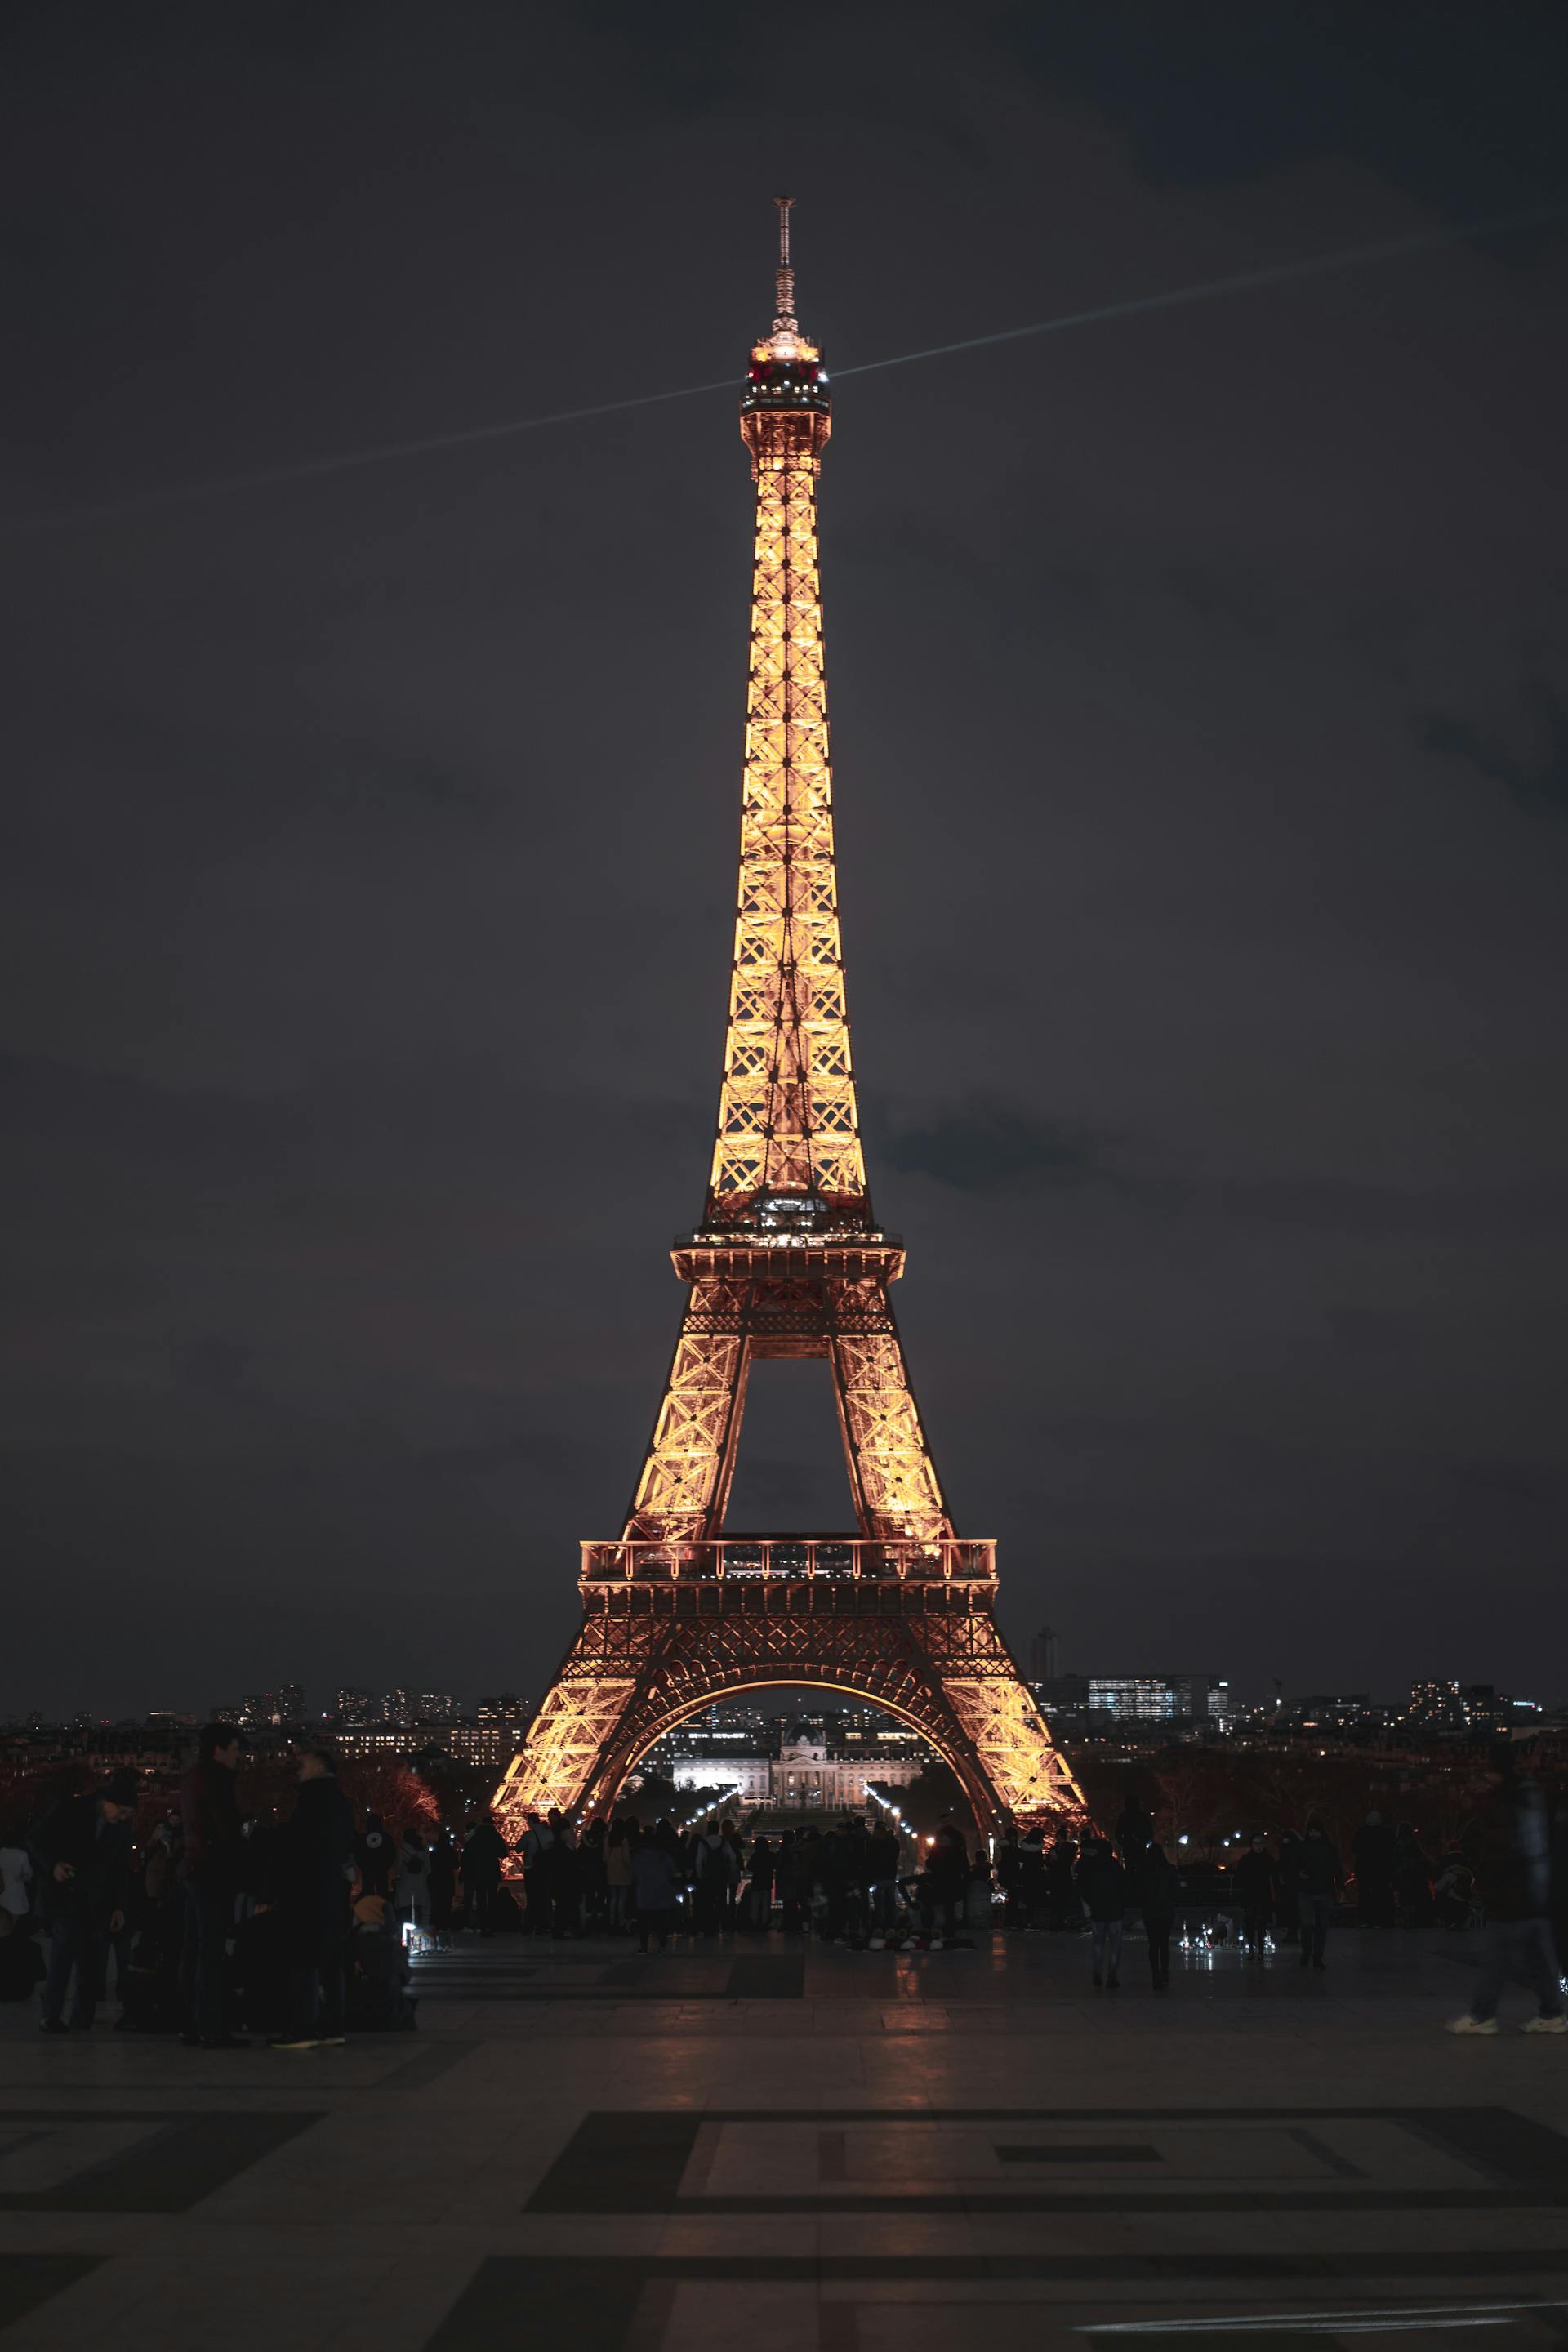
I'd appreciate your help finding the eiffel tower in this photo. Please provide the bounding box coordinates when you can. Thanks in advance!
[495,203,1082,1838]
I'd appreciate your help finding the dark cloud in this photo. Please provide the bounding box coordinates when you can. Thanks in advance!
[879,1098,1102,1193]
[1,6,1565,1713]
[1419,677,1568,818]
[994,1,1568,216]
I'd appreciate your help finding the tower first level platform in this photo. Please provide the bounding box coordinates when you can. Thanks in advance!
[495,1554,1081,1838]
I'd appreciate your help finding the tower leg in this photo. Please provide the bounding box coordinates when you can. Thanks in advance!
[626,1279,749,1541]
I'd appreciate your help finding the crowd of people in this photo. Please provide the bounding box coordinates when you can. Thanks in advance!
[0,1725,417,2049]
[3,1734,1565,2038]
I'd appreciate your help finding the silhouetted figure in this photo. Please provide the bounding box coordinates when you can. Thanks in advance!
[1138,1840,1179,1990]
[1076,1838,1129,1989]
[270,1748,355,2050]
[605,1819,634,1933]
[866,1821,901,1935]
[921,1821,969,1943]
[1235,1833,1279,1954]
[396,1828,430,1929]
[1276,1824,1303,1944]
[693,1828,737,1936]
[461,1819,506,1935]
[429,1832,457,1941]
[356,1811,396,1901]
[1448,1748,1566,2036]
[179,1722,247,2047]
[1045,1831,1078,1930]
[1116,1793,1154,1866]
[745,1837,774,1931]
[774,1831,804,1931]
[995,1833,1025,1930]
[34,1771,136,2033]
[1018,1829,1046,1928]
[1394,1823,1433,1928]
[630,1838,683,1952]
[1352,1811,1396,1928]
[1291,1816,1342,1971]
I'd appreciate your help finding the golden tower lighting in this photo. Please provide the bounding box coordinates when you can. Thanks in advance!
[495,202,1082,1838]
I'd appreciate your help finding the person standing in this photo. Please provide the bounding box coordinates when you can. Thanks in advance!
[270,1748,356,2051]
[630,1836,683,1953]
[0,1835,33,1927]
[995,1833,1025,1931]
[693,1827,737,1936]
[355,1811,396,1902]
[1235,1833,1279,1956]
[34,1771,136,2033]
[1116,1792,1154,1867]
[428,1830,457,1943]
[745,1836,775,1933]
[1276,1821,1303,1945]
[1137,1839,1180,1991]
[396,1829,430,1931]
[1076,1838,1129,1989]
[179,1722,247,2048]
[1352,1811,1396,1929]
[605,1820,634,1933]
[774,1831,803,1932]
[461,1816,506,1934]
[1292,1816,1342,1971]
[1448,1748,1566,2036]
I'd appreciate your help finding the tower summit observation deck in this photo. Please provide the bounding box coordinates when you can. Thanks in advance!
[495,205,1082,1838]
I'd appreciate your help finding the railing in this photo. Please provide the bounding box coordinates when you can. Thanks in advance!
[580,1536,996,1585]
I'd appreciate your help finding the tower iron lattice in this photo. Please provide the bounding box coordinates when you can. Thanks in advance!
[495,203,1082,1838]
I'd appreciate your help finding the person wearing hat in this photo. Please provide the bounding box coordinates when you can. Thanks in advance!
[33,1770,137,2034]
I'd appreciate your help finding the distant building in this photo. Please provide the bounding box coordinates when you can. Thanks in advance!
[416,1693,462,1722]
[382,1689,413,1729]
[475,1694,528,1727]
[334,1688,378,1726]
[1405,1681,1539,1738]
[1028,1624,1059,1682]
[656,1716,931,1812]
[237,1684,303,1727]
[1086,1675,1230,1726]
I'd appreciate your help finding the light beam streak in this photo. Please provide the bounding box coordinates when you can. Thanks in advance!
[12,198,1567,532]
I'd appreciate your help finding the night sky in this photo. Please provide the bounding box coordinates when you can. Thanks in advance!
[4,5,1566,1721]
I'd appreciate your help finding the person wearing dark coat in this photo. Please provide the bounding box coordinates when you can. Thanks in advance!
[1352,1811,1396,1929]
[428,1830,457,1940]
[1045,1832,1078,1929]
[745,1838,775,1931]
[461,1819,506,1934]
[33,1771,136,2033]
[1275,1824,1303,1944]
[1235,1834,1279,1954]
[1137,1841,1180,1989]
[1076,1839,1129,1989]
[355,1811,396,1901]
[1116,1795,1154,1867]
[1448,1751,1565,2034]
[179,1722,247,2047]
[1292,1816,1342,1971]
[270,1750,356,2049]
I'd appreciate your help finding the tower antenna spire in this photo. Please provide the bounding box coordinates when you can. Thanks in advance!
[773,194,796,333]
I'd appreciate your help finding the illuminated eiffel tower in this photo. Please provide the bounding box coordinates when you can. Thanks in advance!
[495,203,1082,1838]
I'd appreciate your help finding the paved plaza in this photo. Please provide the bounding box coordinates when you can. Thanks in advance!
[2,1928,1568,2348]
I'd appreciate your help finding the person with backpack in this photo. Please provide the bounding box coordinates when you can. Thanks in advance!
[630,1837,683,1953]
